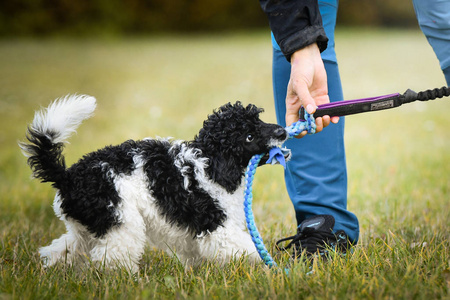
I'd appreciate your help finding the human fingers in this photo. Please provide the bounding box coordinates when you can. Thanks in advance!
[319,115,339,126]
[331,116,340,124]
[320,115,330,129]
[294,115,340,138]
[285,80,303,126]
[315,117,324,133]
[293,130,308,139]
[285,79,318,127]
[293,116,323,139]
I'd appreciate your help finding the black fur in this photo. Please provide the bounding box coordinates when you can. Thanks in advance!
[23,127,67,189]
[22,101,287,238]
[141,140,226,235]
[60,140,140,237]
[191,102,286,192]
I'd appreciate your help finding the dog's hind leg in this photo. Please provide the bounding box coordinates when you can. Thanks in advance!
[89,207,146,273]
[39,220,87,268]
[40,195,88,268]
[40,233,77,267]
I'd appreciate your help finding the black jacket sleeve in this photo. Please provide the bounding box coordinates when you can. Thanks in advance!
[260,0,328,61]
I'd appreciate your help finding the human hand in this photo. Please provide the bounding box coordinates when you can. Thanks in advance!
[285,43,339,138]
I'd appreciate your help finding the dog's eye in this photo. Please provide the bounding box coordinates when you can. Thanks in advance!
[246,134,254,143]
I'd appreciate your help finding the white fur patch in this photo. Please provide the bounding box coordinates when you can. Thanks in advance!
[267,136,287,148]
[31,95,96,144]
[173,142,208,191]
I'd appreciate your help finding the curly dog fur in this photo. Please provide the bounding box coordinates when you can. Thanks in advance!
[19,95,288,272]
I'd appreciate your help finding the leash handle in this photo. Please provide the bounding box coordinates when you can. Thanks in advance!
[300,86,450,119]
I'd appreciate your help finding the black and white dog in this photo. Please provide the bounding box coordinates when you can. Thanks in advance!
[20,95,288,272]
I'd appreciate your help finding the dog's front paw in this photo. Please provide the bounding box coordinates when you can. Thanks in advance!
[39,246,70,268]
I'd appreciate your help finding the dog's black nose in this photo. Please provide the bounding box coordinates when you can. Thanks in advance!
[274,127,287,139]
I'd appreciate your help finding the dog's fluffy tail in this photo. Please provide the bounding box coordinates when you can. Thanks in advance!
[19,95,96,187]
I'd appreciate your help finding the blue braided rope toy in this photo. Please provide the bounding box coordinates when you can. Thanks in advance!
[244,110,316,268]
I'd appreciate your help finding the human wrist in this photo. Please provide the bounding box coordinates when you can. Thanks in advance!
[291,43,321,64]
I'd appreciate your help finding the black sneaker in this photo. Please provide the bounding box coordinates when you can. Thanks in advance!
[276,215,350,260]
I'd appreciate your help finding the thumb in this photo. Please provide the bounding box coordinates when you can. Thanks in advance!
[285,80,316,126]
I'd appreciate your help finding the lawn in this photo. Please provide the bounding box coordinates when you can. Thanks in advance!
[0,28,449,299]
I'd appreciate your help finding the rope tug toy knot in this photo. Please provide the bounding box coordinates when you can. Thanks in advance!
[244,110,316,268]
[286,110,316,137]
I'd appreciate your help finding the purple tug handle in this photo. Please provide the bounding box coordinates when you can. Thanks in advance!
[300,87,450,120]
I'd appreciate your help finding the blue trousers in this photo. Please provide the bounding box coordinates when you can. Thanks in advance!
[271,1,359,243]
[413,0,450,86]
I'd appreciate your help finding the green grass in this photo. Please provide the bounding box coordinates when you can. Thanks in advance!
[1,28,449,299]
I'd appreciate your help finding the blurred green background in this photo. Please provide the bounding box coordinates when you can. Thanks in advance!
[1,0,418,37]
[0,2,449,298]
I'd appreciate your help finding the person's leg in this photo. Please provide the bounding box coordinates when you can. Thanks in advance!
[412,0,450,86]
[272,0,359,243]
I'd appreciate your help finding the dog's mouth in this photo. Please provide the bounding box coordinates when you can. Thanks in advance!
[258,147,291,167]
[257,128,290,166]
[266,133,288,148]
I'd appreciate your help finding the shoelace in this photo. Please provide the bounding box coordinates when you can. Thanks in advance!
[276,229,336,252]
